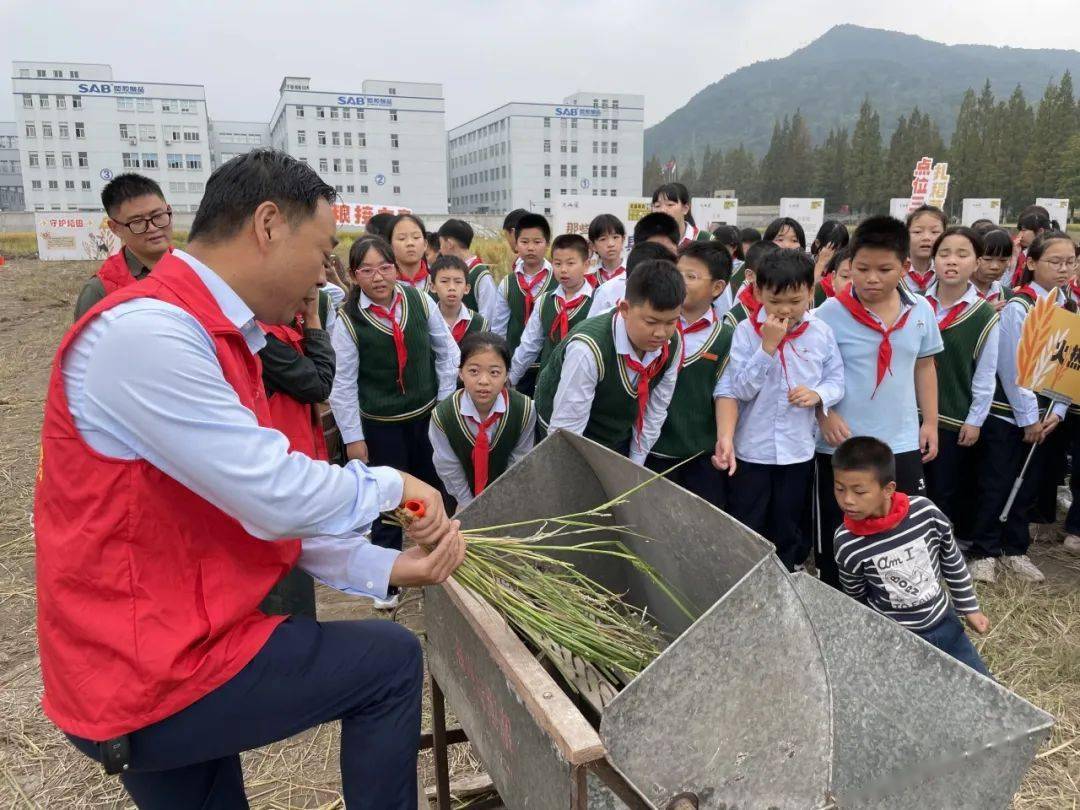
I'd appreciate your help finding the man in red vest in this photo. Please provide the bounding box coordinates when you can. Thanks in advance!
[73,173,174,320]
[37,150,464,808]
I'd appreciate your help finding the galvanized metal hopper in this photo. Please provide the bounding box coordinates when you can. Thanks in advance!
[424,431,1053,809]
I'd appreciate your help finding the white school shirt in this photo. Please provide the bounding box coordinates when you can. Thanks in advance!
[491,260,554,337]
[992,280,1068,427]
[428,390,537,508]
[467,256,500,325]
[549,312,680,465]
[509,281,595,384]
[328,287,460,443]
[974,278,1005,304]
[715,308,844,465]
[924,281,1000,428]
[712,284,735,319]
[679,309,719,358]
[320,281,344,335]
[442,302,474,334]
[587,274,626,316]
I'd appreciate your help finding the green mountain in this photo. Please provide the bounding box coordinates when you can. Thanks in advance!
[645,24,1080,161]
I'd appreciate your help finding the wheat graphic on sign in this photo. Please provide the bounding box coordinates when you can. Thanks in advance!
[1015,293,1058,391]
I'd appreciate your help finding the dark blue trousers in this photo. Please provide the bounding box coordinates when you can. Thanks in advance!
[67,618,423,809]
[732,458,813,571]
[913,610,991,678]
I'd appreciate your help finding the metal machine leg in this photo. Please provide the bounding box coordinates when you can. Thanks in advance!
[430,675,452,810]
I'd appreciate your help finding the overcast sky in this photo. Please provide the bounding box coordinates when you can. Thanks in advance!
[3,1,1080,128]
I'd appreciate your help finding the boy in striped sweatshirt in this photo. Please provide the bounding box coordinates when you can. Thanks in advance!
[831,436,991,676]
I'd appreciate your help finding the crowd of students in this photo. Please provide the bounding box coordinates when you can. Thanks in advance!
[79,173,1080,674]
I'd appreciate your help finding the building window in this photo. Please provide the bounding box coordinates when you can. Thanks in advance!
[346,184,355,193]
[393,185,401,194]
[188,181,204,193]
[319,158,328,173]
[295,105,305,118]
[358,133,366,147]
[143,153,159,168]
[179,100,195,114]
[65,180,75,189]
[167,153,183,169]
[61,152,73,168]
[329,107,339,119]
[388,87,397,95]
[48,180,58,189]
[611,166,618,178]
[343,132,352,147]
[31,180,41,189]
[119,123,132,139]
[571,165,578,178]
[75,121,85,138]
[70,69,79,78]
[592,141,598,154]
[342,108,351,120]
[543,188,551,199]
[611,142,618,155]
[72,96,82,109]
[560,164,567,177]
[19,68,29,78]
[543,117,551,128]
[183,128,200,142]
[117,98,135,112]
[345,158,354,172]
[55,95,66,110]
[28,153,39,168]
[332,158,341,172]
[122,153,140,168]
[38,94,50,108]
[134,98,152,112]
[601,141,608,154]
[390,110,398,122]
[391,160,400,174]
[297,130,306,145]
[36,69,46,77]
[78,152,88,167]
[25,123,36,138]
[317,131,326,145]
[601,165,608,178]
[42,123,53,139]
[358,159,367,173]
[332,131,340,147]
[43,152,56,168]
[185,154,202,170]
[611,119,618,130]
[560,140,567,153]
[391,133,399,148]
[360,184,368,193]
[316,107,325,119]
[22,95,32,109]
[81,180,91,190]
[543,139,550,153]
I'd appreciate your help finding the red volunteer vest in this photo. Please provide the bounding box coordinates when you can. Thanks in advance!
[261,320,330,461]
[95,250,138,293]
[35,253,300,739]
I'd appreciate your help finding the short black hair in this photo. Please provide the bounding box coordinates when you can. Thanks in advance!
[626,241,677,274]
[438,218,474,250]
[1018,207,1056,232]
[981,228,1014,259]
[763,217,807,249]
[905,204,948,230]
[743,239,780,273]
[678,241,732,283]
[827,245,851,274]
[588,213,626,242]
[711,224,739,247]
[503,208,529,232]
[624,259,685,311]
[388,213,427,240]
[933,226,984,259]
[551,233,589,261]
[514,212,551,242]
[832,436,896,487]
[755,248,814,294]
[851,216,910,264]
[189,150,335,244]
[366,212,395,239]
[430,253,469,281]
[633,212,680,246]
[813,222,850,255]
[101,173,165,217]
[459,331,511,370]
[426,231,441,252]
[740,227,762,244]
[969,218,997,235]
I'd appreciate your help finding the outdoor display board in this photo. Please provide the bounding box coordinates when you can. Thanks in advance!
[1035,198,1070,227]
[330,202,413,230]
[35,213,120,261]
[890,198,911,221]
[961,198,1002,226]
[779,198,825,239]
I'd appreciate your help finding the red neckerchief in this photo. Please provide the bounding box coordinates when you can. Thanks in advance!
[751,316,811,388]
[368,293,408,392]
[624,342,671,450]
[926,292,969,331]
[1009,240,1027,288]
[398,258,429,286]
[835,286,913,396]
[678,224,699,248]
[1013,285,1038,302]
[469,390,506,496]
[451,317,470,344]
[548,293,587,342]
[1069,278,1080,302]
[976,285,1001,303]
[737,284,762,320]
[466,256,483,270]
[595,265,625,285]
[819,273,836,299]
[676,314,713,367]
[903,260,934,292]
[844,491,911,535]
[516,267,549,322]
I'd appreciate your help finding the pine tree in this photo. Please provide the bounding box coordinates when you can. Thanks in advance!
[758,118,786,202]
[948,89,982,213]
[814,127,849,208]
[1058,132,1080,207]
[680,155,698,194]
[992,86,1032,217]
[849,98,885,213]
[788,110,814,196]
[642,154,664,195]
[1022,79,1064,203]
[722,144,759,203]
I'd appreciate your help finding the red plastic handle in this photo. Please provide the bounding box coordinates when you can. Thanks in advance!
[403,499,426,519]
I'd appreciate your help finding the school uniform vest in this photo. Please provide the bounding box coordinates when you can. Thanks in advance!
[35,254,300,740]
[337,284,438,423]
[722,301,752,328]
[534,311,681,450]
[933,299,998,430]
[505,269,555,352]
[262,320,331,460]
[462,263,493,315]
[461,311,489,340]
[813,283,829,308]
[651,319,735,458]
[318,288,332,328]
[990,288,1037,419]
[536,290,593,367]
[430,389,533,494]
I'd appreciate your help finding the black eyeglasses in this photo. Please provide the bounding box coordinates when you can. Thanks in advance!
[121,209,172,235]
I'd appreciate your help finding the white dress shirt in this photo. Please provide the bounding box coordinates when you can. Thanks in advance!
[491,260,554,337]
[429,390,536,508]
[467,257,500,325]
[320,281,344,334]
[925,281,1001,427]
[549,313,680,464]
[587,275,626,316]
[442,302,475,333]
[509,281,594,384]
[712,284,735,319]
[992,280,1068,427]
[329,286,460,443]
[61,249,404,599]
[679,308,719,358]
[715,309,844,465]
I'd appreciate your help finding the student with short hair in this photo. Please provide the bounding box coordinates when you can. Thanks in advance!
[509,233,594,384]
[491,213,554,395]
[969,218,997,236]
[813,216,944,588]
[502,208,529,253]
[587,213,627,288]
[535,259,684,463]
[831,437,991,676]
[387,213,432,295]
[424,231,441,267]
[647,242,734,508]
[739,227,762,257]
[651,182,710,247]
[430,255,488,344]
[588,240,677,316]
[714,249,844,570]
[632,211,681,254]
[437,218,498,324]
[430,332,535,509]
[720,240,779,326]
[813,246,853,307]
[903,205,948,294]
[365,211,395,240]
[74,173,174,320]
